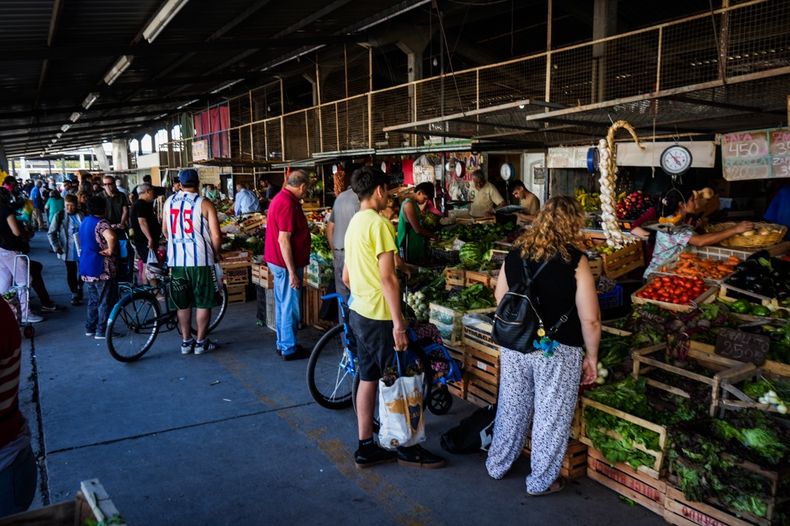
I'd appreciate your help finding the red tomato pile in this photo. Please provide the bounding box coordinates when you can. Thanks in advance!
[636,276,707,305]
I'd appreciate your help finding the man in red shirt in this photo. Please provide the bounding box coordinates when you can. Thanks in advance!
[0,299,36,517]
[264,169,311,360]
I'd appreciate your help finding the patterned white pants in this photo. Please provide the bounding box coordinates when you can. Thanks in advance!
[485,344,583,494]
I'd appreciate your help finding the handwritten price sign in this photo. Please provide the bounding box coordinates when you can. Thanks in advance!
[722,127,790,181]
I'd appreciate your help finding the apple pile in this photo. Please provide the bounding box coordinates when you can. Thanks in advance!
[616,191,652,220]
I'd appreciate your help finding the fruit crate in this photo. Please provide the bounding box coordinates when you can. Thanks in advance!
[223,267,249,285]
[443,266,465,288]
[220,250,252,271]
[239,213,265,234]
[464,343,499,387]
[466,376,498,408]
[585,232,645,279]
[631,343,756,417]
[586,447,667,517]
[461,314,500,355]
[0,479,125,526]
[580,397,668,479]
[227,283,247,304]
[522,438,588,481]
[631,281,718,313]
[251,263,273,289]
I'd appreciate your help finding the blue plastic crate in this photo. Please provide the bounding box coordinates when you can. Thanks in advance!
[598,284,624,310]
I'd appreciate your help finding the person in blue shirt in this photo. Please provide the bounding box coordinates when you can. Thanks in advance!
[29,180,46,230]
[234,183,259,216]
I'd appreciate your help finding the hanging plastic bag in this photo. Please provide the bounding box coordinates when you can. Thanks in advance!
[146,250,158,265]
[378,352,426,450]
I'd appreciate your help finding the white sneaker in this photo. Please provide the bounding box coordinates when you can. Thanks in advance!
[85,332,95,336]
[22,314,44,324]
[194,339,217,355]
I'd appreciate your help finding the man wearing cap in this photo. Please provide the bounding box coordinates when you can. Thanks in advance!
[264,169,311,360]
[162,169,223,356]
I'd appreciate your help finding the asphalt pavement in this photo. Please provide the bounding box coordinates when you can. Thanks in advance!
[15,233,666,525]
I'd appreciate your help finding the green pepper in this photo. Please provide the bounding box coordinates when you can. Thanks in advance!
[731,300,750,314]
[750,305,770,317]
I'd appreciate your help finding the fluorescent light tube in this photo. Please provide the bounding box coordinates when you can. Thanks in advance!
[82,92,99,109]
[143,0,190,43]
[103,55,132,86]
[69,112,82,122]
[177,98,200,110]
[61,124,71,132]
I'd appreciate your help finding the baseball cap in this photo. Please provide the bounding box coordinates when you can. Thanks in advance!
[178,168,199,186]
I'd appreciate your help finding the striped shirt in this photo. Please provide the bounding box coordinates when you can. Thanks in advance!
[0,299,25,452]
[165,191,215,267]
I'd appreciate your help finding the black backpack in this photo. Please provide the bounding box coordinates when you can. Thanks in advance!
[440,405,496,454]
[492,251,573,352]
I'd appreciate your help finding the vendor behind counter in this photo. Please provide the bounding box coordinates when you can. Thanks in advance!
[469,170,505,218]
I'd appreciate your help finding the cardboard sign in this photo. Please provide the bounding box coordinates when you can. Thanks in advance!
[721,127,790,181]
[714,328,769,365]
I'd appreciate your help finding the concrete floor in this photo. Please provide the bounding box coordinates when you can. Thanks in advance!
[16,234,666,525]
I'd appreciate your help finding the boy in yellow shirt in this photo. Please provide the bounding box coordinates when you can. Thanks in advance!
[343,166,446,469]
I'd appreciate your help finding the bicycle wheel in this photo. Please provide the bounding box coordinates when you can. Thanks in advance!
[306,324,354,409]
[189,283,228,336]
[107,292,161,362]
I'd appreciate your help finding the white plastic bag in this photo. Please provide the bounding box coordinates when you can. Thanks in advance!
[378,354,426,450]
[146,250,158,265]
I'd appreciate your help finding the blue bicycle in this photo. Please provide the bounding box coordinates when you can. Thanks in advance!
[305,293,460,415]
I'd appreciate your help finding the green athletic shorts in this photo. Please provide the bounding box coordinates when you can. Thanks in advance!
[169,266,219,310]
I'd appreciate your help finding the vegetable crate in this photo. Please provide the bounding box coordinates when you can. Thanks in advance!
[466,376,498,408]
[306,257,333,289]
[227,283,247,304]
[719,282,790,314]
[719,370,790,416]
[461,314,500,356]
[0,479,125,526]
[522,438,588,481]
[580,397,668,479]
[663,484,782,526]
[301,285,326,329]
[586,447,668,517]
[464,270,495,289]
[429,303,495,347]
[239,213,265,234]
[251,263,273,289]
[691,241,790,262]
[690,339,790,383]
[631,282,718,313]
[464,344,500,387]
[631,344,756,416]
[443,267,465,288]
[219,250,252,270]
[585,233,645,279]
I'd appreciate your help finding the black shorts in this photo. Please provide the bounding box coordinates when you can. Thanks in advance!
[349,310,396,382]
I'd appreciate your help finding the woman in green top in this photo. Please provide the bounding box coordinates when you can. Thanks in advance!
[397,182,436,265]
[45,189,64,226]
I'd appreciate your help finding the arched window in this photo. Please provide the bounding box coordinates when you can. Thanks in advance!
[141,134,153,154]
[129,138,139,153]
[171,125,182,141]
[155,129,169,150]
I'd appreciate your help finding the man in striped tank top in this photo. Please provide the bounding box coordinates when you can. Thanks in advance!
[162,169,223,355]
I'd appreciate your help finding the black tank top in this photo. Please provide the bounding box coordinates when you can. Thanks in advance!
[504,246,584,348]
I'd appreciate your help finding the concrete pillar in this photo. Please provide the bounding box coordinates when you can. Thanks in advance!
[112,139,129,171]
[61,157,66,178]
[396,40,426,97]
[302,73,318,106]
[93,145,110,171]
[79,153,85,169]
[591,0,617,103]
[19,157,28,180]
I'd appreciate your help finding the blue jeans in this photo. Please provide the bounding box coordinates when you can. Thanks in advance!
[85,279,116,335]
[269,263,302,355]
[0,445,37,517]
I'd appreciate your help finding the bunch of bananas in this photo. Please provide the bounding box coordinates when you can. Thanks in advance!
[575,188,601,213]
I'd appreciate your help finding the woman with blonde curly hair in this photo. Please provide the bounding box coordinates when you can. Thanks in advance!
[486,196,600,496]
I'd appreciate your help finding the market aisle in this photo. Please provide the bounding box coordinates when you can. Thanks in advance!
[19,234,666,525]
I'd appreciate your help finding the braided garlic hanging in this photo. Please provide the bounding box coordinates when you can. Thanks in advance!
[597,120,644,249]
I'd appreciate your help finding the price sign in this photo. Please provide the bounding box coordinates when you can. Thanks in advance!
[714,328,769,365]
[722,127,790,181]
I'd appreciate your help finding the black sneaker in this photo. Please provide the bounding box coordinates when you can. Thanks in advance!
[397,445,447,469]
[281,344,308,361]
[354,444,397,469]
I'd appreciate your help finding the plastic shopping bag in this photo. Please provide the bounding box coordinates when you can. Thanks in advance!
[378,353,426,450]
[146,250,158,265]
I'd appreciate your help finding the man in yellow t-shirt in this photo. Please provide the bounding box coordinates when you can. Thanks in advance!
[511,180,541,223]
[469,170,504,218]
[343,166,446,470]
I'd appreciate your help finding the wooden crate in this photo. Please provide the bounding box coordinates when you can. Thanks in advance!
[585,233,645,278]
[429,303,495,347]
[691,241,790,261]
[447,374,468,400]
[587,448,667,517]
[464,270,494,288]
[664,485,770,526]
[227,283,247,304]
[301,285,326,328]
[580,397,667,479]
[461,315,500,355]
[689,339,790,380]
[223,267,249,285]
[720,369,790,415]
[239,213,265,234]
[251,263,273,289]
[631,344,756,416]
[522,438,588,481]
[0,479,125,526]
[719,282,790,314]
[631,281,718,313]
[465,344,499,386]
[467,377,498,408]
[443,267,465,288]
